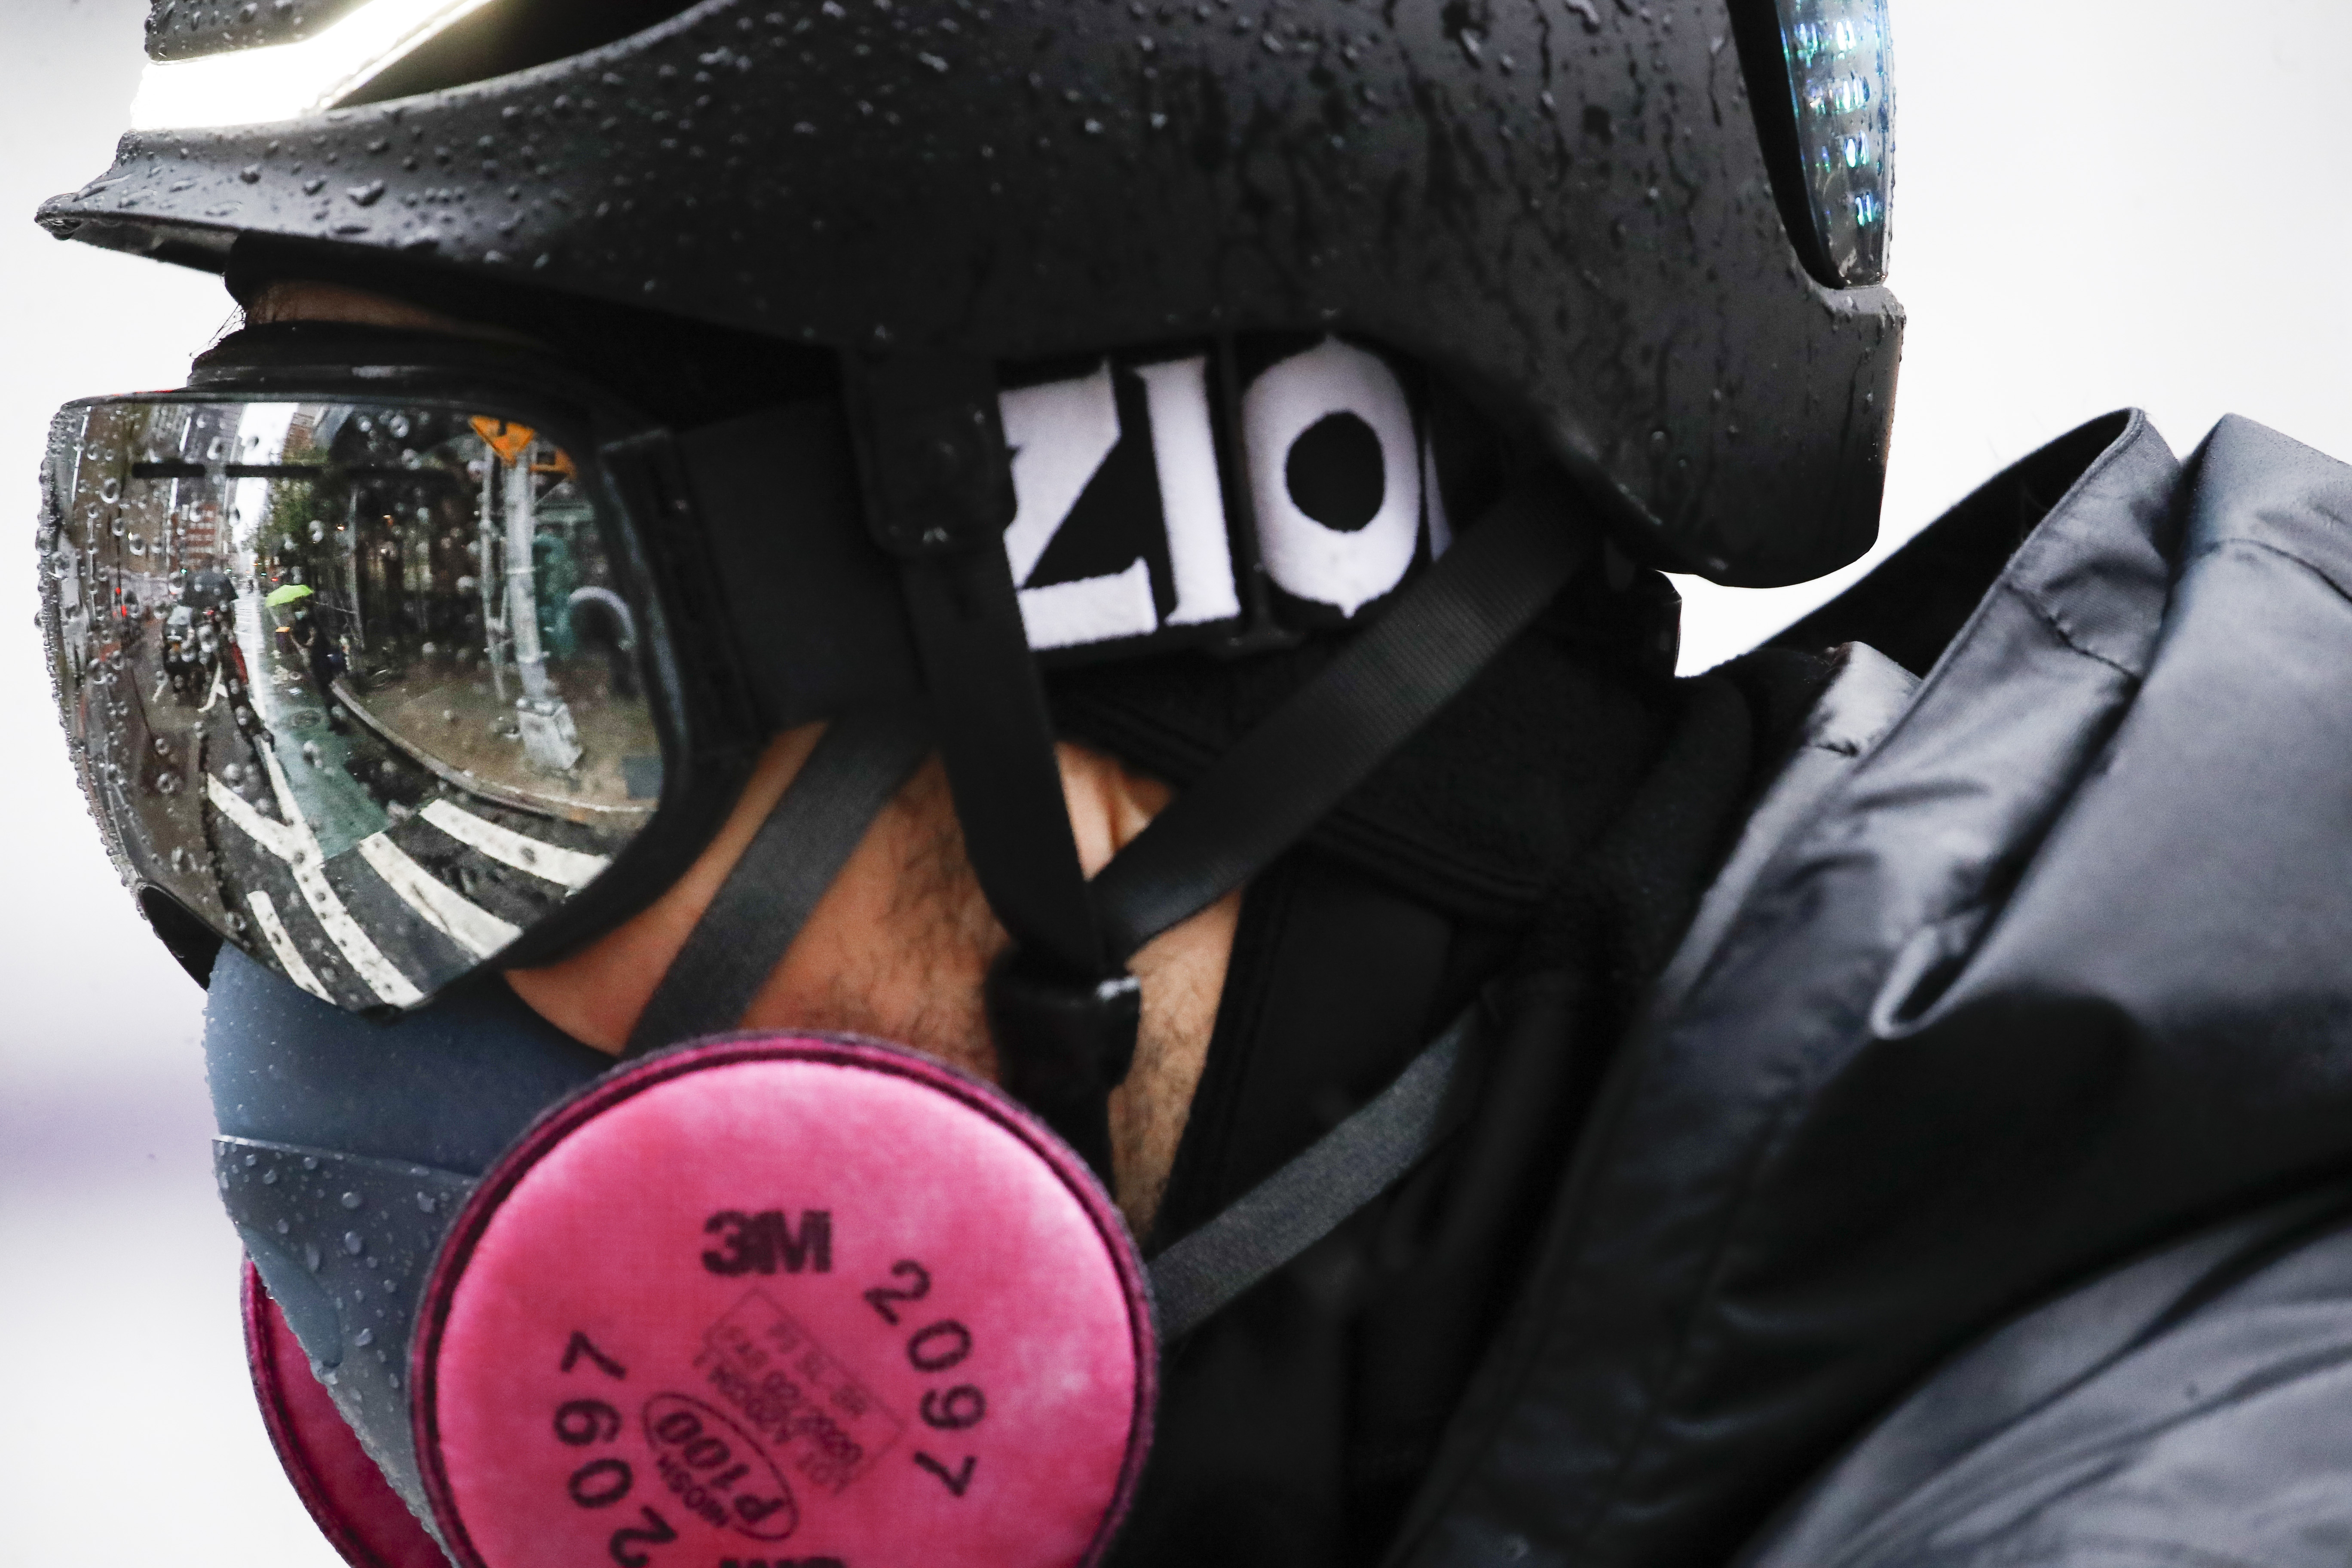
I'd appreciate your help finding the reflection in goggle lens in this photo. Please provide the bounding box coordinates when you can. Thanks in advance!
[41,398,662,1011]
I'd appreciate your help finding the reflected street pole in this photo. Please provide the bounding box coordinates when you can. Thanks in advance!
[505,442,550,701]
[501,436,581,773]
[479,449,507,704]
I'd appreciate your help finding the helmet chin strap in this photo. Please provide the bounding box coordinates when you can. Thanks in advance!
[843,353,1142,1179]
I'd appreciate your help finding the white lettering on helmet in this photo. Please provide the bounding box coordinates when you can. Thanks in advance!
[1133,357,1242,628]
[1243,337,1423,618]
[997,337,1436,653]
[1000,362,1160,651]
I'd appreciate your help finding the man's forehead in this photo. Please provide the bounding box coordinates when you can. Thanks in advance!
[245,279,496,337]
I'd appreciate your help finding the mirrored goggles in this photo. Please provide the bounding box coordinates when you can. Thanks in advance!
[42,326,1462,1020]
[41,382,740,1012]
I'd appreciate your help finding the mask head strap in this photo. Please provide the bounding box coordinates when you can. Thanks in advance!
[620,705,931,1057]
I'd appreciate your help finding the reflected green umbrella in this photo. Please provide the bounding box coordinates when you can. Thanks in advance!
[264,583,315,606]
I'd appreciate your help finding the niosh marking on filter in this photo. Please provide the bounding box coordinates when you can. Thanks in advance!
[640,1392,799,1542]
[695,1291,904,1501]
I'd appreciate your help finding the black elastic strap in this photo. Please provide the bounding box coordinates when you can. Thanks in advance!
[844,352,1107,983]
[900,547,1107,978]
[1094,475,1592,962]
[902,544,1147,1179]
[1147,1005,1481,1342]
[845,354,1136,1179]
[622,707,931,1057]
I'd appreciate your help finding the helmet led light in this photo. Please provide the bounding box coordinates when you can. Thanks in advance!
[1773,0,1896,286]
[128,0,497,132]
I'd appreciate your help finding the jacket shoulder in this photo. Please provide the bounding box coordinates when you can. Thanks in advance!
[1402,413,2352,1568]
[1743,1186,2352,1568]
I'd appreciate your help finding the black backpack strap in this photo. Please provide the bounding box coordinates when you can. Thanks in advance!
[1148,1004,1482,1341]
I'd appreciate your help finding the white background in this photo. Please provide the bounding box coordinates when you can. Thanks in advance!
[1,1,2348,1559]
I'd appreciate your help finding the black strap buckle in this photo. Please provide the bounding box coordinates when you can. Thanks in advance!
[843,353,1017,558]
[986,952,1143,1182]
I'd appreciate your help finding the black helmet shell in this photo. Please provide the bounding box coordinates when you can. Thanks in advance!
[42,0,1902,586]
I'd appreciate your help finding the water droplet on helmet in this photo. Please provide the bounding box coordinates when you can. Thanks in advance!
[343,1231,365,1255]
[340,1191,363,1210]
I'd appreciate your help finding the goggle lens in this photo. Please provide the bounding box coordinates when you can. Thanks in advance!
[43,396,664,1009]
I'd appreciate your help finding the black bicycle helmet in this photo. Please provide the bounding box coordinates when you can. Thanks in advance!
[49,0,1899,587]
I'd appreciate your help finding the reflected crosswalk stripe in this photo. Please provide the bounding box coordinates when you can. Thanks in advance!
[208,774,296,860]
[250,743,424,1007]
[206,749,426,1008]
[420,798,609,891]
[245,891,333,1003]
[356,833,520,960]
